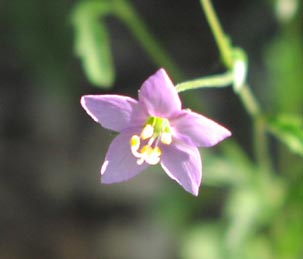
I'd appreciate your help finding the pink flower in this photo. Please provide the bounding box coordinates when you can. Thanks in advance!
[81,69,231,195]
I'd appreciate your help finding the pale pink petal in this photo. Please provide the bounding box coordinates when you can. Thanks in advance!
[101,130,149,183]
[172,110,231,147]
[81,95,139,132]
[160,141,202,196]
[139,68,181,117]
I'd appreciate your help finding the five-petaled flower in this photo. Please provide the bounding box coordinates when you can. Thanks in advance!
[81,68,231,196]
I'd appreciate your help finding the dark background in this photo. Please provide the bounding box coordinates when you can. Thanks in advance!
[0,0,301,258]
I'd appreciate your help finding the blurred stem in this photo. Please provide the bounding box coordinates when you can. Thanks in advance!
[200,0,272,172]
[238,84,260,117]
[112,0,184,81]
[200,0,233,68]
[175,71,233,92]
[238,85,272,172]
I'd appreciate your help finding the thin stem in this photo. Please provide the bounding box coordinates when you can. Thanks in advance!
[175,71,233,92]
[112,0,184,81]
[200,0,272,171]
[254,117,272,173]
[237,84,272,172]
[200,0,233,68]
[237,84,260,117]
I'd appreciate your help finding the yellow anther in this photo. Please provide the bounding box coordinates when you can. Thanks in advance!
[161,132,172,145]
[130,135,140,151]
[141,124,154,140]
[140,145,151,154]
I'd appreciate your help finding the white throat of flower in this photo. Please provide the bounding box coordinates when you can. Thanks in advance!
[130,116,173,165]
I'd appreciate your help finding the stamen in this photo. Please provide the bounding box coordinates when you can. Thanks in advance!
[141,124,154,139]
[130,116,173,165]
[161,132,172,145]
[147,136,156,147]
[145,147,162,165]
[130,135,140,151]
[136,157,145,165]
[140,145,150,154]
[135,145,152,165]
[140,146,162,165]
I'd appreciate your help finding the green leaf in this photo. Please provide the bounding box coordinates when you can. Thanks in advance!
[267,114,303,156]
[71,1,114,88]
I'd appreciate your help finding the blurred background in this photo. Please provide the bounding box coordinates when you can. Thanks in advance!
[0,0,302,258]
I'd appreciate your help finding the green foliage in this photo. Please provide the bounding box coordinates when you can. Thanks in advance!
[203,141,252,187]
[71,1,115,88]
[241,235,274,259]
[267,114,303,156]
[272,179,303,258]
[224,175,285,257]
[181,224,224,259]
[265,23,303,113]
[68,1,302,258]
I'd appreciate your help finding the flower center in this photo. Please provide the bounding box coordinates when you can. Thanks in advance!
[130,116,173,165]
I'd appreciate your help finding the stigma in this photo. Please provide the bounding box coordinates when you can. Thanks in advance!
[130,116,173,165]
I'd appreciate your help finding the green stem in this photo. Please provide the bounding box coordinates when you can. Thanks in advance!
[254,117,272,173]
[237,84,272,172]
[175,71,233,92]
[112,0,184,81]
[200,0,233,68]
[237,84,260,117]
[200,0,272,171]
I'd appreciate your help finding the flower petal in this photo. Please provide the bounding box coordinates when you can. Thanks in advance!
[139,68,181,117]
[101,130,149,183]
[81,95,139,132]
[160,141,202,196]
[172,110,231,147]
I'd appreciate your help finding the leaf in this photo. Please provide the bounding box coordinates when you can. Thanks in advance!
[71,1,114,88]
[267,114,303,156]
